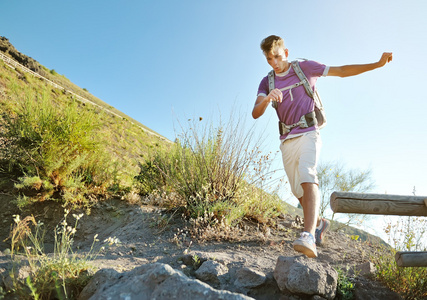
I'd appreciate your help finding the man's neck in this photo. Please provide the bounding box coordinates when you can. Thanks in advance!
[275,61,291,76]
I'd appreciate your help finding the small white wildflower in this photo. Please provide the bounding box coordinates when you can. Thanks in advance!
[72,213,84,220]
[13,215,20,224]
[93,234,99,242]
[104,236,121,246]
[67,226,76,234]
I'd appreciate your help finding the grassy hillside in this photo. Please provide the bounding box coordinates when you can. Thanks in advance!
[0,37,161,135]
[0,38,171,206]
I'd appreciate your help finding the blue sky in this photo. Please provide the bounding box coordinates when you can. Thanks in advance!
[1,0,426,239]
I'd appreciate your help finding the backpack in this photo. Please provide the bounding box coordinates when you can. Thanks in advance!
[268,60,327,129]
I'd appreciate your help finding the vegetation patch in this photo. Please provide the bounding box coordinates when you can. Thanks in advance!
[135,116,286,234]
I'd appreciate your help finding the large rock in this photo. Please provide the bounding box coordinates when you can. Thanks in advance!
[274,256,338,300]
[195,260,228,286]
[234,267,266,288]
[353,276,403,300]
[78,263,254,300]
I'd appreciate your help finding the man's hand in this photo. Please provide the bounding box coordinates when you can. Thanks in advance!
[378,52,393,67]
[252,89,283,119]
[267,88,283,104]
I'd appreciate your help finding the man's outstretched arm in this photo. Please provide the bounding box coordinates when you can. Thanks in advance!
[327,52,392,77]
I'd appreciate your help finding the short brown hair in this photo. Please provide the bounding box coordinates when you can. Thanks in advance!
[260,35,285,54]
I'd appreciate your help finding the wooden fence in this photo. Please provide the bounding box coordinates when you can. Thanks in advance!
[330,191,427,267]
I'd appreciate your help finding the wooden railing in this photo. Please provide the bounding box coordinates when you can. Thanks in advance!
[0,52,171,143]
[331,191,427,267]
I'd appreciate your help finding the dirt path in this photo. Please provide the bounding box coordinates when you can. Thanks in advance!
[1,194,379,273]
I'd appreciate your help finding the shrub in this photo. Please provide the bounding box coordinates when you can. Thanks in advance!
[372,215,427,298]
[0,90,112,207]
[136,114,286,227]
[335,268,355,300]
[373,245,427,299]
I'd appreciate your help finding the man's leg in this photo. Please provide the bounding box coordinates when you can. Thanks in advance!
[293,182,320,258]
[290,132,322,257]
[300,182,320,236]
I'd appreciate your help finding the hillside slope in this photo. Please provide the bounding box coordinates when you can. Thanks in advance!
[0,36,173,192]
[0,36,167,139]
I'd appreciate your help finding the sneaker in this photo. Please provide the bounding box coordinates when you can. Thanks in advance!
[293,232,317,258]
[315,218,330,245]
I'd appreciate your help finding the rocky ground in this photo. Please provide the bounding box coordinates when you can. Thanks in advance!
[0,192,402,299]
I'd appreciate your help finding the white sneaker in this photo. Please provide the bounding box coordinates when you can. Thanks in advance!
[293,232,318,258]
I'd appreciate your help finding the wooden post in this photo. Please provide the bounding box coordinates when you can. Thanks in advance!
[330,192,427,216]
[395,251,427,267]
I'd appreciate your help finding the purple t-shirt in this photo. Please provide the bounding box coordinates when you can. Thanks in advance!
[257,60,329,139]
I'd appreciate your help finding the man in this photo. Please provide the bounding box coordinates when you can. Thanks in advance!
[252,35,392,258]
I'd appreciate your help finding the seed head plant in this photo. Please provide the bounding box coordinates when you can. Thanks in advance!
[7,210,120,299]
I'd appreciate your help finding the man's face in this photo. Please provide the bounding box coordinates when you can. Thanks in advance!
[265,46,289,74]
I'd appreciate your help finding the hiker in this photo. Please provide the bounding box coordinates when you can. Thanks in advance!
[252,35,392,258]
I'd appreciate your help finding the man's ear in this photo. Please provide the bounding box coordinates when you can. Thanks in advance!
[284,48,289,59]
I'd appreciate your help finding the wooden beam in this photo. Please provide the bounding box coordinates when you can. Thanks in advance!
[330,192,427,216]
[395,251,427,267]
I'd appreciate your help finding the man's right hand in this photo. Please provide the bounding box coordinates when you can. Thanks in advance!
[267,88,283,104]
[252,89,283,119]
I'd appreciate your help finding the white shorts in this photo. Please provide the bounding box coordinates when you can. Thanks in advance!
[279,131,322,199]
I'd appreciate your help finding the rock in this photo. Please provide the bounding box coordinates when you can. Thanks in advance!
[180,253,208,267]
[349,261,376,277]
[79,263,254,300]
[274,256,337,300]
[0,259,31,293]
[353,276,403,300]
[234,267,266,288]
[77,269,120,300]
[195,260,228,285]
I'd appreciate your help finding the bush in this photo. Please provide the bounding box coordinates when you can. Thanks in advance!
[335,268,355,300]
[373,245,427,299]
[136,114,286,226]
[372,216,427,298]
[0,91,112,207]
